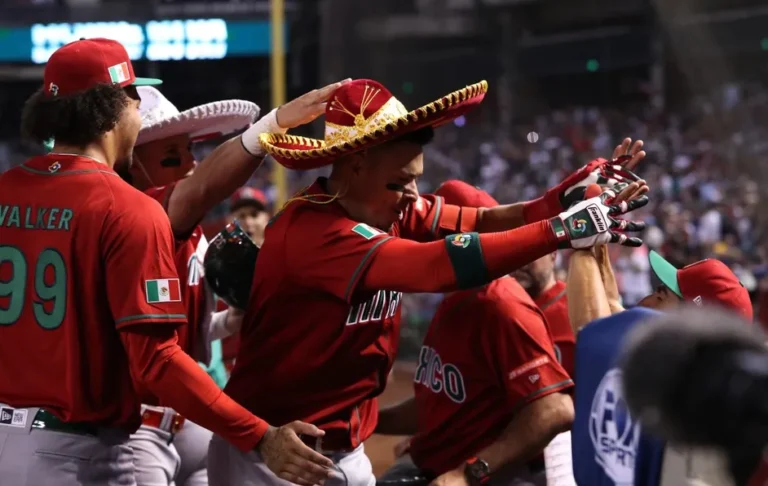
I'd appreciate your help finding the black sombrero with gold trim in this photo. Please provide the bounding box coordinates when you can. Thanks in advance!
[259,78,488,170]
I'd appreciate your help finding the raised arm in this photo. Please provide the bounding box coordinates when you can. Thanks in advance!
[566,249,612,332]
[167,82,345,234]
[478,141,647,232]
[595,245,625,314]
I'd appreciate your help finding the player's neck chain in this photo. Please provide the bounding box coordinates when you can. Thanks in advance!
[48,152,105,166]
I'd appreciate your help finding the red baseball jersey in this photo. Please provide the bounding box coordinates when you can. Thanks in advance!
[225,178,476,448]
[533,280,575,378]
[409,277,573,475]
[0,155,186,429]
[145,183,213,361]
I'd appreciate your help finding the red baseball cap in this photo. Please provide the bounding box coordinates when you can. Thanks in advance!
[43,38,161,97]
[434,180,499,208]
[649,250,753,320]
[230,187,268,212]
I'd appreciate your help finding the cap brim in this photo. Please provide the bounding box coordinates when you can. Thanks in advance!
[649,250,683,298]
[132,77,163,86]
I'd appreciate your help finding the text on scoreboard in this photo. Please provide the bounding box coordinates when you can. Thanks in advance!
[0,19,286,63]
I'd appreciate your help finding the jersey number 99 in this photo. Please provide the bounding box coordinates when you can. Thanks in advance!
[0,246,66,330]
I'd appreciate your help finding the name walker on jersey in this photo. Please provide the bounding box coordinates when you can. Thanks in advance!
[0,205,73,231]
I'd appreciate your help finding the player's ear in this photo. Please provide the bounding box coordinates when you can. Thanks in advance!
[349,152,366,176]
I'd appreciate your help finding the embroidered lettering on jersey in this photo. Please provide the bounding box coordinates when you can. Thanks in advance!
[346,290,402,325]
[351,223,384,240]
[414,345,467,403]
[508,356,549,380]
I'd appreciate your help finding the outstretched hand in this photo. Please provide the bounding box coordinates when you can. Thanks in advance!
[256,421,334,486]
[276,79,352,129]
[612,137,646,172]
[553,186,649,250]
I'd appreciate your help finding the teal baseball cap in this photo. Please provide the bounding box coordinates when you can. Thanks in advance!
[649,250,752,320]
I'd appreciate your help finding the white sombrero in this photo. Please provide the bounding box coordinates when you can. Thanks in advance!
[136,86,261,146]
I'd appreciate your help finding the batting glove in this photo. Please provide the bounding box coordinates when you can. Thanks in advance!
[549,187,648,249]
[524,155,643,223]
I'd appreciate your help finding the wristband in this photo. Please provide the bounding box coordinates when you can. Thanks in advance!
[549,217,571,249]
[240,108,286,157]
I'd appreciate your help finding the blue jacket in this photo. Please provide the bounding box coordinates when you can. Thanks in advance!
[572,307,666,486]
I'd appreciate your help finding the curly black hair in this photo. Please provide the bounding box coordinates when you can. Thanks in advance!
[21,83,130,148]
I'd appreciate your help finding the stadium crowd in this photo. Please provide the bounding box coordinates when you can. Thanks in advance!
[206,79,768,352]
[2,80,767,354]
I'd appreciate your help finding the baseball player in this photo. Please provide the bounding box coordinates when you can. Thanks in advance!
[210,78,649,485]
[0,38,311,485]
[124,83,343,485]
[228,186,271,245]
[567,230,752,486]
[376,181,575,486]
[216,187,272,372]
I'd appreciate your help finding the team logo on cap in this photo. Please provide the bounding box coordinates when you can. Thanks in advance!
[108,62,130,84]
[693,296,703,306]
[48,83,59,96]
[48,162,61,173]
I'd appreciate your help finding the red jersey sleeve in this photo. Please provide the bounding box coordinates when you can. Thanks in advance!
[478,288,573,409]
[285,209,394,303]
[397,195,479,242]
[103,194,188,329]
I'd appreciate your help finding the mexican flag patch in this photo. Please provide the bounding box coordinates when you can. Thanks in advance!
[108,62,130,84]
[145,279,181,303]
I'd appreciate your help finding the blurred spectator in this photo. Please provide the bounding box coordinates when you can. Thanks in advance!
[5,80,768,357]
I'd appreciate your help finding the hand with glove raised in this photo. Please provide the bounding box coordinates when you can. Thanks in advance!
[549,184,648,249]
[524,137,648,223]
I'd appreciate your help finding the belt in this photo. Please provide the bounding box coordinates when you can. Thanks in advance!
[32,409,99,436]
[300,429,355,454]
[141,407,185,435]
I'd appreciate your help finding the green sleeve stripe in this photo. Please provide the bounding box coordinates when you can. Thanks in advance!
[116,313,187,325]
[512,379,574,412]
[444,232,489,289]
[430,196,443,236]
[344,236,393,301]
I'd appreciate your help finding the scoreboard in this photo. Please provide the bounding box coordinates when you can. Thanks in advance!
[0,19,286,64]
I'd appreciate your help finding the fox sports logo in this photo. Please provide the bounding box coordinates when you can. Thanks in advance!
[589,368,640,485]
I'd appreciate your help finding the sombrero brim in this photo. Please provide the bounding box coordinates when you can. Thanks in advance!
[137,100,260,146]
[259,80,488,170]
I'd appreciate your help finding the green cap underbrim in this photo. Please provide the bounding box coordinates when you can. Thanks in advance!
[132,77,163,86]
[649,250,684,298]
